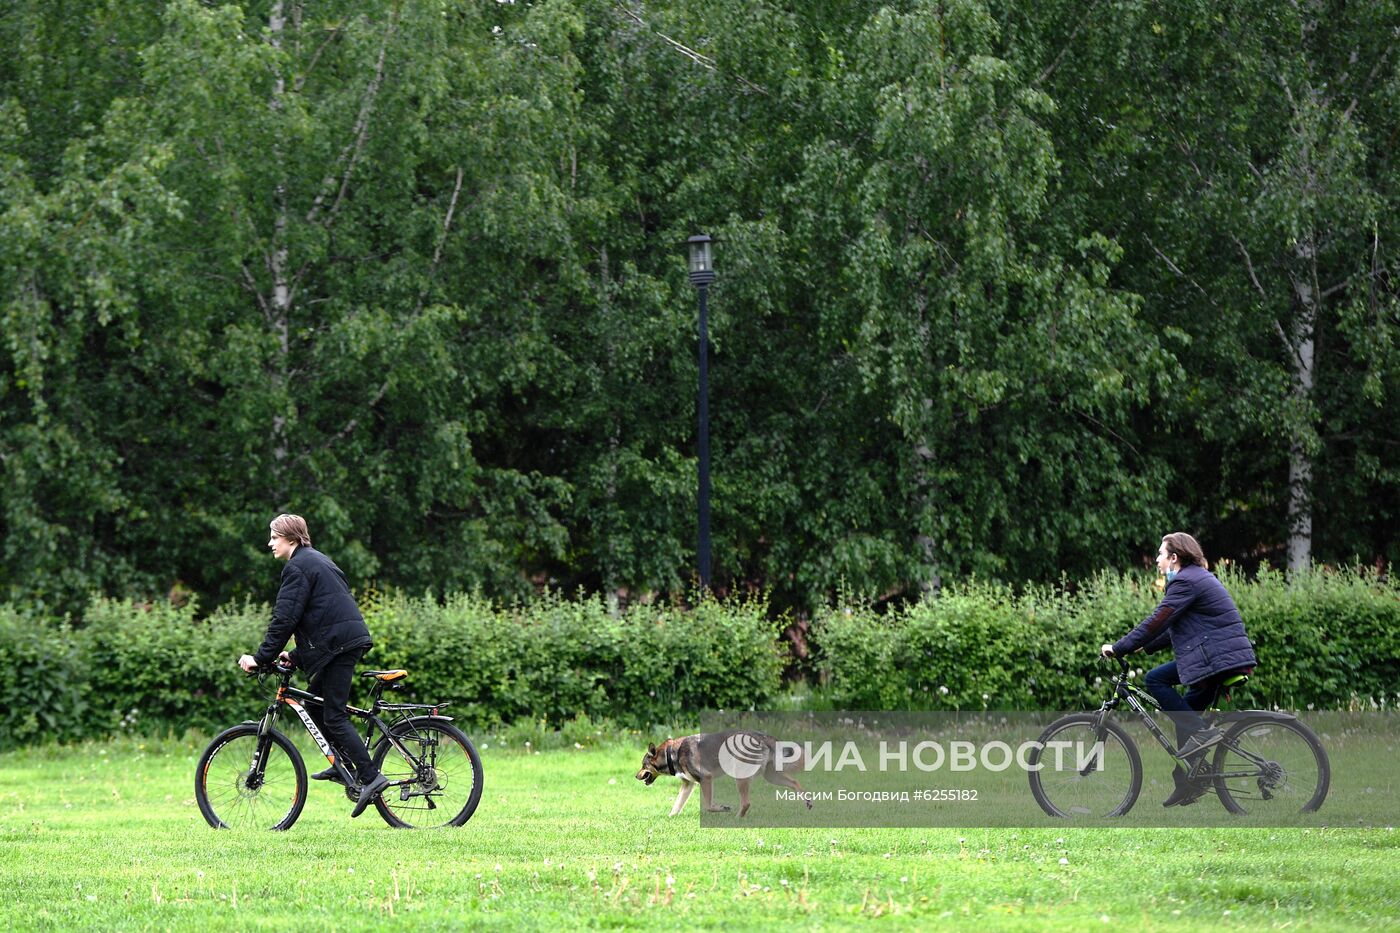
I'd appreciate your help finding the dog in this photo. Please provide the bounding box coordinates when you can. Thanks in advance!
[635,730,814,817]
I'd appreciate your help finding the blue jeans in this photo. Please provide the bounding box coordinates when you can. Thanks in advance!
[1143,661,1215,748]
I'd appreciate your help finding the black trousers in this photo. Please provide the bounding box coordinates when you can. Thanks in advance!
[306,648,378,781]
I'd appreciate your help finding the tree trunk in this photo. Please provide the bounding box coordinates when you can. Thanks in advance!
[1287,236,1318,572]
[268,1,292,493]
[913,433,942,595]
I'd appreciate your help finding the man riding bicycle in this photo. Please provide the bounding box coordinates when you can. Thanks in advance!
[237,513,390,817]
[1101,532,1257,807]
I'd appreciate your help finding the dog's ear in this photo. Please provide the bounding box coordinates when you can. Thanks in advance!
[647,743,657,755]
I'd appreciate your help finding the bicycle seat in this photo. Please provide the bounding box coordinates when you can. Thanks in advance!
[1209,670,1252,710]
[360,669,408,681]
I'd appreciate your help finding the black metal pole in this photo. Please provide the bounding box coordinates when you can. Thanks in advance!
[696,283,711,590]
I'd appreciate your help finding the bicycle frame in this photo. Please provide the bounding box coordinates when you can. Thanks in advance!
[1093,657,1301,781]
[246,666,450,792]
[1094,670,1178,758]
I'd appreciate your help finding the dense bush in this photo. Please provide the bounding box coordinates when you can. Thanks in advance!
[1,568,1395,749]
[364,590,787,729]
[77,598,266,738]
[812,567,1400,711]
[0,592,785,746]
[0,605,88,746]
[1230,567,1400,708]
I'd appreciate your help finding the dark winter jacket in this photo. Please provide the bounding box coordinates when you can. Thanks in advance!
[253,546,372,677]
[1111,564,1256,685]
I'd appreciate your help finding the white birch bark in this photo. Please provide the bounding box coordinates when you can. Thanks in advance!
[268,1,292,476]
[1287,237,1318,572]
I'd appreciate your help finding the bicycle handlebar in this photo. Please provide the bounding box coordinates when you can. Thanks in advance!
[245,661,296,679]
[1099,653,1129,673]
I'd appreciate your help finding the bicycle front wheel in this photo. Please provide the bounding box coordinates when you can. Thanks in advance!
[1212,715,1330,815]
[1028,714,1143,818]
[195,724,307,830]
[371,717,483,828]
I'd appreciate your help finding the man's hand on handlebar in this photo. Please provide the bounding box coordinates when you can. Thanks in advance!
[238,651,294,674]
[1099,643,1115,658]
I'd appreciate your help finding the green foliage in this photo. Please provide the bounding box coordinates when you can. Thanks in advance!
[0,606,87,747]
[2,0,1397,615]
[360,590,787,729]
[2,592,784,742]
[813,567,1400,711]
[75,597,264,737]
[1025,0,1400,568]
[1229,566,1400,709]
[4,570,1396,748]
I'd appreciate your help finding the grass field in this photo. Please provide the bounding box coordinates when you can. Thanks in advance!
[1,734,1397,930]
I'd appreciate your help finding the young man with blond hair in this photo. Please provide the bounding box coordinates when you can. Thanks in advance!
[238,514,389,817]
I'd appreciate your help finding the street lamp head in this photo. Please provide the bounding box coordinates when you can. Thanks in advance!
[686,234,715,287]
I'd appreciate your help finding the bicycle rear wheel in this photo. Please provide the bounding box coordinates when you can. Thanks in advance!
[196,724,307,830]
[1028,714,1143,818]
[371,717,483,828]
[1211,715,1330,815]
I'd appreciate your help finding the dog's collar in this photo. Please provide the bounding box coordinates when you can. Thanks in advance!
[664,743,679,776]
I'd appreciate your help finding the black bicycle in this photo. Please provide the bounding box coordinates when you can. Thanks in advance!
[1028,656,1329,818]
[195,662,483,830]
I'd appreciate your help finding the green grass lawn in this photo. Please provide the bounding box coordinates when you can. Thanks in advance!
[1,734,1397,930]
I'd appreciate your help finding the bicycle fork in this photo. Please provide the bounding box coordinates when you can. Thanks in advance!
[244,703,280,790]
[1074,711,1110,777]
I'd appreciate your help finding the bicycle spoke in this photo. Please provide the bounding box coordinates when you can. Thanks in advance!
[1213,720,1328,815]
[197,730,303,830]
[374,721,481,828]
[1029,719,1139,818]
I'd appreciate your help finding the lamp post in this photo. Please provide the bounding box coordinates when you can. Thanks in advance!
[687,234,715,590]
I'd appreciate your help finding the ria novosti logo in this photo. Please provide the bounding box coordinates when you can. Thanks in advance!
[717,731,1106,777]
[717,732,771,779]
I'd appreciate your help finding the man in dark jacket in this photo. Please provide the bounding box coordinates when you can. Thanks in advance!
[238,513,389,817]
[1101,532,1257,807]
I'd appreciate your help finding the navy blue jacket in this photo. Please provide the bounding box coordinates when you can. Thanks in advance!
[253,546,372,677]
[1112,564,1256,685]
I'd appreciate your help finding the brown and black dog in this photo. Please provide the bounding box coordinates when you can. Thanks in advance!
[635,730,814,817]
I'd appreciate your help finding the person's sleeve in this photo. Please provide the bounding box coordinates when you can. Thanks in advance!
[1113,577,1200,656]
[254,564,309,666]
[1143,628,1172,653]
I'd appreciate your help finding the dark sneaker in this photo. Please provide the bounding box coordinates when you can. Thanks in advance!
[351,773,390,818]
[1162,766,1187,807]
[1162,767,1207,807]
[311,767,352,786]
[1177,784,1209,807]
[1174,727,1224,759]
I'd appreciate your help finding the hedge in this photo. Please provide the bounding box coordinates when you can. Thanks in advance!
[0,592,786,748]
[1,567,1395,749]
[812,566,1400,711]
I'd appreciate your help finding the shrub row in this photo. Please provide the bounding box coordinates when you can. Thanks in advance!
[1,567,1394,748]
[0,592,786,747]
[812,566,1400,711]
